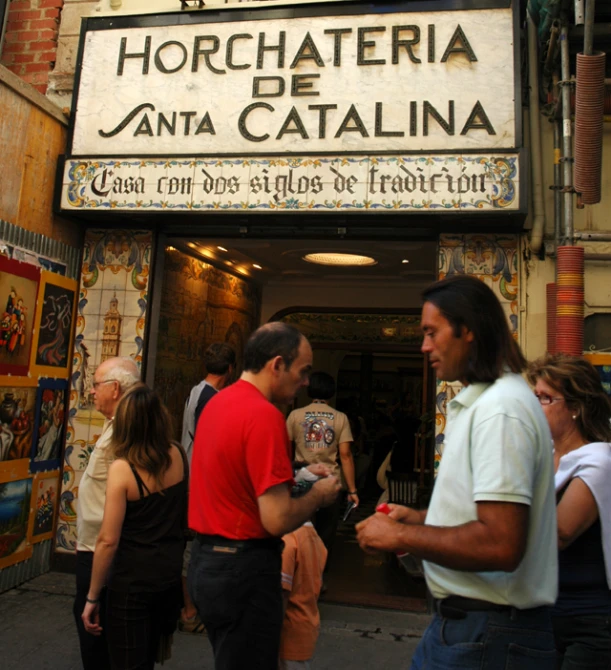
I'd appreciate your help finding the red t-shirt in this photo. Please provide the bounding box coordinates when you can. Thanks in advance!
[188,379,294,539]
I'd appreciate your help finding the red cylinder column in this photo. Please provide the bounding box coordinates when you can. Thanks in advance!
[546,282,557,354]
[556,246,584,355]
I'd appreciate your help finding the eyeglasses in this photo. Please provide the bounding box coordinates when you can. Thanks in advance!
[92,379,118,390]
[534,393,564,406]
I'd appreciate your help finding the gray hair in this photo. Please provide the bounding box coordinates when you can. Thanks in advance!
[99,357,140,393]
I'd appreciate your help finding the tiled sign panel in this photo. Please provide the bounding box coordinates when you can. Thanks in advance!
[60,154,520,213]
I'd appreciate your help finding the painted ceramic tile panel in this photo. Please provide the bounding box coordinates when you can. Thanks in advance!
[154,248,260,440]
[56,230,152,552]
[0,257,40,377]
[0,477,33,569]
[0,385,36,464]
[434,234,519,471]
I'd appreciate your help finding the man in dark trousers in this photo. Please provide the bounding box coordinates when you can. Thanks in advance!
[188,322,340,669]
[179,342,235,633]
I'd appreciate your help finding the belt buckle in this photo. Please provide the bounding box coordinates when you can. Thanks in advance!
[437,600,467,620]
[212,545,237,554]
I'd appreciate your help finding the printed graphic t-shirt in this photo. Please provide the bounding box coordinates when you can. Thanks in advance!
[286,402,353,478]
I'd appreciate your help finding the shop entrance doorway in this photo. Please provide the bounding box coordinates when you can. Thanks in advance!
[153,234,438,610]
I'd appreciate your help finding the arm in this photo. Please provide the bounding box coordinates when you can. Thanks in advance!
[82,460,130,634]
[387,504,427,525]
[557,477,599,550]
[376,450,392,490]
[339,441,359,506]
[356,501,528,572]
[258,476,340,537]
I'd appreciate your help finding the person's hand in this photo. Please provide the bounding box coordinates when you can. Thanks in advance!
[386,504,423,525]
[314,475,341,507]
[306,463,332,478]
[82,600,103,636]
[347,492,359,508]
[356,512,404,554]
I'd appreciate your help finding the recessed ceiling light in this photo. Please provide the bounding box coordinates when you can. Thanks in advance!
[188,242,196,248]
[166,246,176,252]
[303,253,377,267]
[253,264,262,270]
[402,259,410,264]
[217,246,228,252]
[225,260,233,266]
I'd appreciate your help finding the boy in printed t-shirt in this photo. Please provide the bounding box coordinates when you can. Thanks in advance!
[279,519,327,670]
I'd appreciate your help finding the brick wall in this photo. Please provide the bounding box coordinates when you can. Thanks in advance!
[1,0,63,94]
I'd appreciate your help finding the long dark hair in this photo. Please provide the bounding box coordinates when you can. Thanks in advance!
[111,384,174,491]
[422,275,526,384]
[527,353,611,443]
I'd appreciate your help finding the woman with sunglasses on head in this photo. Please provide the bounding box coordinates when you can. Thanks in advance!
[82,383,188,669]
[528,354,611,670]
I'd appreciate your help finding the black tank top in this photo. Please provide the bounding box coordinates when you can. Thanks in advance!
[554,482,611,616]
[109,446,188,592]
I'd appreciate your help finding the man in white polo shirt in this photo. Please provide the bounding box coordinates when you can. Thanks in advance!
[356,275,558,670]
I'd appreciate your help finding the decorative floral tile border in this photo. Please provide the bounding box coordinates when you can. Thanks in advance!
[56,230,152,552]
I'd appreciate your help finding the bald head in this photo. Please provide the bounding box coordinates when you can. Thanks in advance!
[243,322,305,374]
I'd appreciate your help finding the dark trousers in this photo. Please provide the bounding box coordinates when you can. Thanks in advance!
[106,583,182,670]
[73,551,111,670]
[553,614,611,669]
[314,497,341,566]
[188,535,284,670]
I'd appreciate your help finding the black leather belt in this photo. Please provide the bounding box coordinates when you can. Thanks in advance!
[434,596,513,620]
[195,533,283,552]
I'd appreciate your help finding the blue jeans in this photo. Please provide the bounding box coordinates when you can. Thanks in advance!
[188,535,284,670]
[411,607,556,670]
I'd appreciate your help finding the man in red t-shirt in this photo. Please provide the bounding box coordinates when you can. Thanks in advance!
[188,322,340,670]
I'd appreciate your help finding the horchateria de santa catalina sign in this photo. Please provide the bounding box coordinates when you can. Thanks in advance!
[61,1,523,214]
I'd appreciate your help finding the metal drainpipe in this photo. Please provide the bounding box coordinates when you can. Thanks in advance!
[560,25,574,245]
[575,232,611,241]
[527,10,546,255]
[553,119,563,256]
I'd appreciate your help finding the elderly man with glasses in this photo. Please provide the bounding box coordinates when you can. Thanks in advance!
[74,356,140,670]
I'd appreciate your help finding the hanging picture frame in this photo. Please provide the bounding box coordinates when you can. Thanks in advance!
[30,379,68,473]
[0,476,33,569]
[0,378,37,478]
[29,271,78,380]
[28,469,61,544]
[0,256,41,380]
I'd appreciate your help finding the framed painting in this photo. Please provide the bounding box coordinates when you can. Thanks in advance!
[0,476,33,569]
[0,256,40,379]
[0,379,37,477]
[30,379,68,473]
[29,271,78,380]
[28,470,60,544]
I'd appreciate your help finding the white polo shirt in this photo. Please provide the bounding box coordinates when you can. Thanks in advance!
[76,419,114,552]
[424,373,558,609]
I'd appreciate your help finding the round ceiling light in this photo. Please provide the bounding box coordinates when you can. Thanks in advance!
[302,253,377,267]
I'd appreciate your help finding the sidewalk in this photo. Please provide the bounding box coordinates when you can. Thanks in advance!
[0,572,429,670]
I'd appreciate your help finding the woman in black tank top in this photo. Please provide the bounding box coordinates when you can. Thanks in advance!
[81,384,188,669]
[528,355,611,670]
